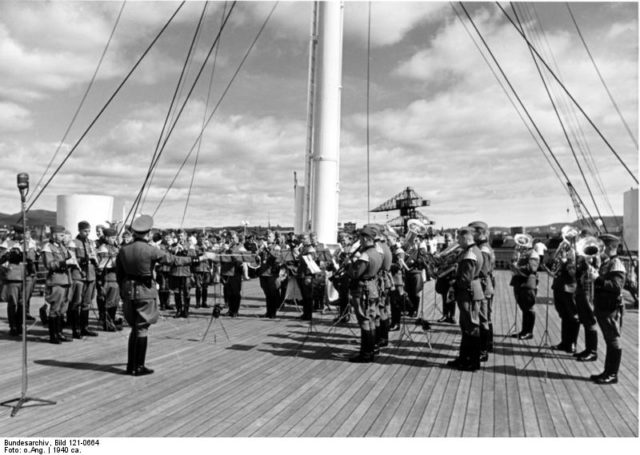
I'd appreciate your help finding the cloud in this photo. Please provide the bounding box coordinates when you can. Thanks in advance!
[0,102,32,132]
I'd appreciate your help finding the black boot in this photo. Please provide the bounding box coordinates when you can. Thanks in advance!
[126,334,136,375]
[487,323,494,352]
[479,328,489,362]
[134,337,154,376]
[49,316,60,344]
[80,310,98,337]
[595,348,621,385]
[183,298,190,318]
[566,319,579,353]
[349,330,375,363]
[57,315,71,342]
[447,335,468,368]
[552,319,568,351]
[463,336,481,371]
[39,304,49,326]
[201,288,209,308]
[174,293,183,318]
[195,287,201,309]
[577,329,598,362]
[70,311,83,339]
[379,320,389,348]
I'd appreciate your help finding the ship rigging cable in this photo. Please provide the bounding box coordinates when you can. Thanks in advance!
[449,3,569,197]
[522,3,617,223]
[29,1,128,203]
[520,3,618,229]
[123,1,214,232]
[152,2,279,218]
[122,2,239,230]
[26,1,187,211]
[181,2,229,228]
[510,3,602,231]
[366,1,372,223]
[566,2,638,150]
[456,2,596,224]
[139,2,212,214]
[495,1,638,185]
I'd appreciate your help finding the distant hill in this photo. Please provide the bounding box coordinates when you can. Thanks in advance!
[0,209,57,227]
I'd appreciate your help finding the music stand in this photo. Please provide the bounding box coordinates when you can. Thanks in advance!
[201,285,230,343]
[1,173,56,417]
[521,267,558,381]
[502,290,520,340]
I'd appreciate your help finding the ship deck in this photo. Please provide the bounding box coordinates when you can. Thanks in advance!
[0,270,637,437]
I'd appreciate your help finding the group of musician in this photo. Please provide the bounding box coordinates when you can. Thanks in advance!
[0,217,632,383]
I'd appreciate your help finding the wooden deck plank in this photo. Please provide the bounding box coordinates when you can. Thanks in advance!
[0,271,636,437]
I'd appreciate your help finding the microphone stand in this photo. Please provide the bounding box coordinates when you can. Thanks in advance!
[1,173,56,416]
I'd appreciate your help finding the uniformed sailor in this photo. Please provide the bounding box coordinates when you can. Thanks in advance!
[192,234,212,309]
[169,230,196,318]
[220,231,246,317]
[0,230,25,336]
[589,234,626,385]
[115,215,193,376]
[258,231,282,319]
[574,228,599,362]
[550,239,580,352]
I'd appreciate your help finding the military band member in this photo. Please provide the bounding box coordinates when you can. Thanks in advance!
[156,232,174,311]
[468,221,495,359]
[1,231,25,336]
[447,227,485,371]
[68,220,99,339]
[220,231,246,317]
[258,231,282,319]
[116,215,193,376]
[509,235,540,340]
[550,240,580,353]
[573,229,599,362]
[332,233,353,323]
[347,226,383,363]
[590,234,626,385]
[169,230,196,318]
[192,234,211,309]
[403,233,426,317]
[96,228,122,331]
[296,233,316,321]
[387,232,406,331]
[367,224,393,349]
[41,225,74,344]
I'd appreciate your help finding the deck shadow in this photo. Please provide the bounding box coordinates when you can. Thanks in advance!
[34,359,125,375]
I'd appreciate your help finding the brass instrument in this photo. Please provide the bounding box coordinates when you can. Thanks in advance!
[429,242,463,278]
[547,226,578,275]
[511,233,533,276]
[576,235,604,280]
[403,219,428,250]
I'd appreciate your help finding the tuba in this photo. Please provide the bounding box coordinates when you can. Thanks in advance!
[576,236,604,258]
[404,219,428,250]
[513,233,533,250]
[431,242,462,278]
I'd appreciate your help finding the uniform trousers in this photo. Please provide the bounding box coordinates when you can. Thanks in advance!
[223,274,242,315]
[404,271,423,315]
[2,282,23,331]
[259,275,280,317]
[515,287,537,334]
[576,285,598,352]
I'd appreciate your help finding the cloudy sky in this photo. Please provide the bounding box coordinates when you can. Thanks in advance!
[0,1,637,230]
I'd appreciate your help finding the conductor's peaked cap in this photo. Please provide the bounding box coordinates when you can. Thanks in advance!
[132,215,153,233]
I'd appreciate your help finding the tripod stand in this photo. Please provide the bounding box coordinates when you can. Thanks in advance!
[396,292,432,351]
[521,269,558,380]
[201,286,230,343]
[1,173,56,417]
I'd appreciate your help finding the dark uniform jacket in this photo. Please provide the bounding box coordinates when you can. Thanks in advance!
[97,243,119,283]
[116,238,192,301]
[220,243,246,277]
[41,241,72,286]
[510,249,540,290]
[0,241,24,282]
[454,245,485,301]
[69,236,97,282]
[349,244,383,298]
[594,255,626,312]
[478,242,495,298]
[169,241,196,277]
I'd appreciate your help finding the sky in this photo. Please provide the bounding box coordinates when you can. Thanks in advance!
[0,1,637,230]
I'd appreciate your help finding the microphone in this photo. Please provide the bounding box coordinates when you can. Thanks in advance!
[17,173,29,200]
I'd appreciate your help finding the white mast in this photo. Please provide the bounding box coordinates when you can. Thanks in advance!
[310,1,344,244]
[302,2,319,234]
